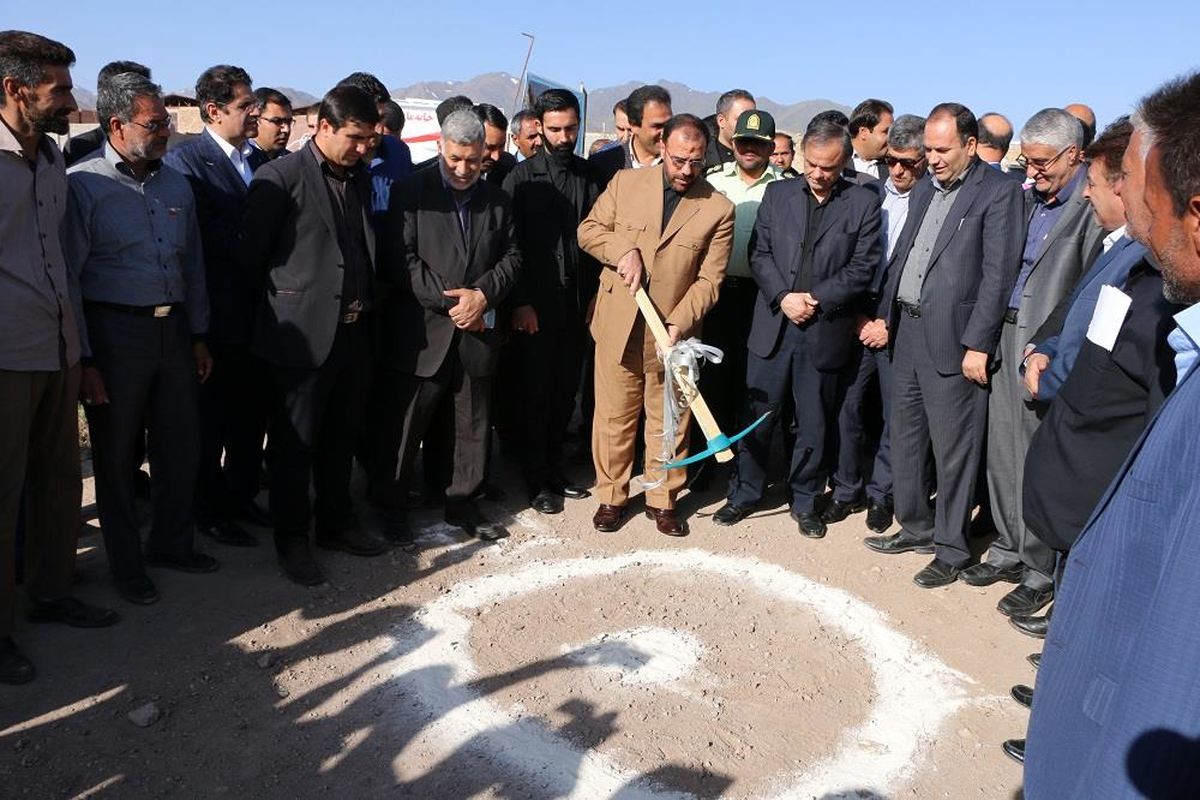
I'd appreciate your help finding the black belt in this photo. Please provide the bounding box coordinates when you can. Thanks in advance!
[723,275,755,289]
[897,300,922,318]
[1003,308,1019,324]
[87,301,181,318]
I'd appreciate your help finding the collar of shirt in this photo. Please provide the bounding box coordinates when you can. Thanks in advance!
[308,139,360,180]
[629,138,661,168]
[205,126,254,163]
[1035,163,1086,208]
[1102,225,1128,253]
[0,116,57,164]
[884,177,911,199]
[715,159,781,187]
[1169,301,1200,386]
[930,166,968,194]
[852,152,879,175]
[101,139,161,182]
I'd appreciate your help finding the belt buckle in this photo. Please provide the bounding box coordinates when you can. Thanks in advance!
[342,311,360,324]
[153,305,171,318]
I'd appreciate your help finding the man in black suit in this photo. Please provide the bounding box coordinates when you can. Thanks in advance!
[502,89,599,514]
[240,86,390,586]
[715,118,882,538]
[164,65,270,546]
[475,103,517,186]
[63,60,151,167]
[866,103,1025,588]
[373,109,522,544]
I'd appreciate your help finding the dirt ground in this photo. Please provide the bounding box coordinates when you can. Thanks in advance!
[1,452,1032,799]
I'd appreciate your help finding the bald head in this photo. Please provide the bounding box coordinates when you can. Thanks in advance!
[977,113,1013,165]
[1065,103,1097,147]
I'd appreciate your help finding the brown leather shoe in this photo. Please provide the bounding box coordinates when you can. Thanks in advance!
[592,504,625,532]
[645,506,688,537]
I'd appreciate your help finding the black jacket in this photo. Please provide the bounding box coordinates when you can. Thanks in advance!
[501,150,601,327]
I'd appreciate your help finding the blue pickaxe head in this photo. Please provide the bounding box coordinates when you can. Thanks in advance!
[662,411,771,470]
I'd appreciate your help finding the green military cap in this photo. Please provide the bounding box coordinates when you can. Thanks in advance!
[732,109,776,143]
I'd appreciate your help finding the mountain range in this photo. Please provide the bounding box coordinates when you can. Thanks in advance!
[73,72,848,135]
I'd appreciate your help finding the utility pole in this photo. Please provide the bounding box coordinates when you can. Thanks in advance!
[513,32,535,113]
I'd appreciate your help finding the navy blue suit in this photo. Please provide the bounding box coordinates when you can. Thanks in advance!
[164,131,270,524]
[728,177,881,514]
[1025,338,1200,798]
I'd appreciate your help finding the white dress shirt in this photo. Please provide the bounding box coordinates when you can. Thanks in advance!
[205,127,255,185]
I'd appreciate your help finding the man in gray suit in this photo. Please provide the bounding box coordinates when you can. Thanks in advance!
[963,109,1104,614]
[866,103,1025,588]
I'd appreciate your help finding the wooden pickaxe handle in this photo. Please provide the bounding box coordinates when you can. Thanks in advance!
[633,286,734,463]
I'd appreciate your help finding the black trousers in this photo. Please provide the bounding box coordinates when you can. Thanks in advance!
[513,299,587,494]
[728,322,845,514]
[375,349,492,510]
[268,321,372,542]
[196,342,270,524]
[695,277,757,436]
[831,343,894,506]
[890,314,989,567]
[0,364,81,637]
[84,308,200,580]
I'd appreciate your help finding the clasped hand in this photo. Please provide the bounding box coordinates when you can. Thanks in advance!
[445,287,488,331]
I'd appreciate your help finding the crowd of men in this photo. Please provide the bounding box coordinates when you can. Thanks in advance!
[3,28,1199,798]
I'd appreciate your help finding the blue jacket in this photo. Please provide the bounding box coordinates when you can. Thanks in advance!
[1024,348,1200,798]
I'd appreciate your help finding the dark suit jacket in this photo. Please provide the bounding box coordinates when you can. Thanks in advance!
[589,140,631,190]
[747,177,882,369]
[164,131,268,345]
[239,144,376,370]
[1023,259,1179,552]
[501,151,601,328]
[379,165,521,378]
[883,158,1026,375]
[63,127,106,167]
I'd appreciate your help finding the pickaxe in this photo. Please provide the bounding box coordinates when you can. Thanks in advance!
[633,286,770,470]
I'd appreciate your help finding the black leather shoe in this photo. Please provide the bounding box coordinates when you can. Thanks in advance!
[28,597,119,628]
[1002,738,1026,764]
[913,557,961,588]
[1010,606,1052,639]
[549,480,591,500]
[820,497,866,524]
[146,551,219,574]
[277,540,325,586]
[712,502,752,526]
[379,512,418,553]
[863,531,934,554]
[198,519,258,547]
[445,505,508,541]
[231,499,272,528]
[793,510,827,539]
[115,575,160,605]
[316,527,389,557]
[865,501,894,533]
[531,489,564,515]
[1011,683,1033,709]
[998,584,1054,618]
[0,637,35,685]
[1027,652,1041,670]
[960,560,1024,587]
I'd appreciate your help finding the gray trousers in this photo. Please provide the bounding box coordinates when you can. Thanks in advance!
[984,319,1056,589]
[890,315,989,568]
[0,364,81,636]
[84,307,200,580]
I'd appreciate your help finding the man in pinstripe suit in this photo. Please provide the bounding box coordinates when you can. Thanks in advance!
[867,103,1025,588]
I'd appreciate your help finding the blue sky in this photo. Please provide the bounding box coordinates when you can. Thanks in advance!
[17,1,1200,133]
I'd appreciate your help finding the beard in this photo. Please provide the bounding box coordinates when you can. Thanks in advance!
[1158,226,1200,305]
[29,105,71,135]
[1162,269,1200,305]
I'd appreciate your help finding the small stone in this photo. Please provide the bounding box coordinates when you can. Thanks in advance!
[128,702,162,728]
[256,653,274,669]
[12,738,28,752]
[275,684,290,698]
[20,754,39,768]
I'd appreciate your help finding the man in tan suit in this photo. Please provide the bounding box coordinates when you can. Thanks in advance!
[578,114,735,536]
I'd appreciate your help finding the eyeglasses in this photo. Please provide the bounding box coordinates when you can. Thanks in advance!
[128,118,174,134]
[664,151,706,172]
[1016,146,1071,173]
[884,155,925,170]
[260,115,294,127]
